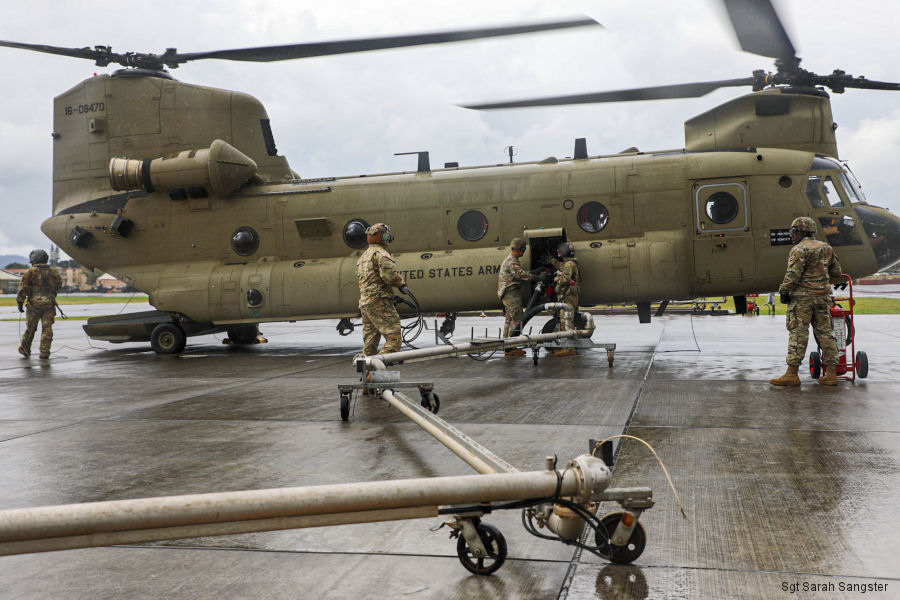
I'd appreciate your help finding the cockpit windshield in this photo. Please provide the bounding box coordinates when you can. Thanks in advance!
[805,156,868,208]
[841,165,868,204]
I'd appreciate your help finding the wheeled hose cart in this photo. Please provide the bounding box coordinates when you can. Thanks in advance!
[809,274,868,381]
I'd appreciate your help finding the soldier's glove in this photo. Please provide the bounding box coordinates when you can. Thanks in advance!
[779,292,792,304]
[17,302,23,313]
[399,286,410,295]
[834,281,848,291]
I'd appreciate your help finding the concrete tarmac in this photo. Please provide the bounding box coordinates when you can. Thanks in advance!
[0,306,898,599]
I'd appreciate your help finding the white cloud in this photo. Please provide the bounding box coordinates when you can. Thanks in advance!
[1,0,898,255]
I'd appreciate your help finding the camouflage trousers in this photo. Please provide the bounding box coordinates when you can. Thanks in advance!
[360,297,401,356]
[21,301,55,355]
[785,296,839,366]
[558,294,579,332]
[501,288,525,337]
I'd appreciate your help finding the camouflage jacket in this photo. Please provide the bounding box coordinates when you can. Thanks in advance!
[357,244,406,307]
[778,238,842,297]
[553,258,581,300]
[497,252,532,299]
[17,264,62,306]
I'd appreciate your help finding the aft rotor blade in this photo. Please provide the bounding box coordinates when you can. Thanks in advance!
[174,17,601,64]
[462,78,756,109]
[722,0,795,62]
[0,40,97,61]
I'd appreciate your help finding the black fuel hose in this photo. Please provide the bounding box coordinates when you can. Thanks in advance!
[397,289,425,348]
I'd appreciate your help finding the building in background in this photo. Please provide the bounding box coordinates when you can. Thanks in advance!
[0,270,21,294]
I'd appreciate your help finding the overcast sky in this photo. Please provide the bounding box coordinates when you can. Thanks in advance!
[1,0,898,258]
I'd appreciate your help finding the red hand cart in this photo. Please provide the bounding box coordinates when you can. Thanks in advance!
[809,274,868,381]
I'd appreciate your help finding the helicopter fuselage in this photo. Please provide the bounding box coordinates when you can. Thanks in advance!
[39,73,900,336]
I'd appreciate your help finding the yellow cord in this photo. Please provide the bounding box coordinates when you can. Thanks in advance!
[593,434,687,519]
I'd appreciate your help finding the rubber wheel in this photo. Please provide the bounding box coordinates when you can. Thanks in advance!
[595,513,646,564]
[420,392,440,414]
[150,323,186,355]
[227,323,259,344]
[809,351,822,379]
[856,351,868,379]
[340,393,350,421]
[456,521,507,575]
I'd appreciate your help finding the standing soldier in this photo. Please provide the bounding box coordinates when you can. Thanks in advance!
[770,217,843,387]
[356,223,408,356]
[497,237,533,356]
[17,249,62,359]
[551,242,581,357]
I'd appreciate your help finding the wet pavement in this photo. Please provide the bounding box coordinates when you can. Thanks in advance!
[0,306,898,599]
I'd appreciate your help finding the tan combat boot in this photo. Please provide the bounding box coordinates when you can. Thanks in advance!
[505,348,526,357]
[769,364,801,386]
[551,348,577,357]
[18,346,30,358]
[818,365,839,386]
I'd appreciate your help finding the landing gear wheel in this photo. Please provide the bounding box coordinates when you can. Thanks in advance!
[150,322,186,355]
[607,351,614,368]
[809,351,822,379]
[595,513,646,564]
[456,521,507,575]
[340,393,351,422]
[420,391,440,414]
[533,348,539,366]
[226,323,259,344]
[856,351,868,378]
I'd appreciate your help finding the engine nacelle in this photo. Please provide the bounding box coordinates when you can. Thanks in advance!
[109,139,257,198]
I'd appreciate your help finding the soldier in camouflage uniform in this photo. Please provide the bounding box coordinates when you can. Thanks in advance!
[356,223,408,356]
[551,242,581,357]
[497,238,533,356]
[16,249,62,359]
[770,217,843,387]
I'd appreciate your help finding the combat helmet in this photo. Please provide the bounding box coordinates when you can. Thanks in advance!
[790,216,817,236]
[556,241,575,260]
[28,249,49,264]
[365,223,393,244]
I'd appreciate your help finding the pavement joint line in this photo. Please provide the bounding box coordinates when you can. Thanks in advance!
[559,325,665,600]
[0,420,94,444]
[627,424,900,433]
[597,562,900,582]
[103,543,577,565]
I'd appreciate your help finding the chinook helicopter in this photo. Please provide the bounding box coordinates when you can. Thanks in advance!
[3,1,900,355]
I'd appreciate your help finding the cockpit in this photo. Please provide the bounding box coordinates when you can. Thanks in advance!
[804,155,900,270]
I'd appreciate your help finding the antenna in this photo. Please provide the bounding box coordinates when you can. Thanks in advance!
[394,151,430,173]
[504,145,518,164]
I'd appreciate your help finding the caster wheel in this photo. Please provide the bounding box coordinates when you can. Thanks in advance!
[856,351,868,378]
[533,349,539,366]
[340,393,351,422]
[595,513,646,564]
[420,392,440,414]
[456,521,507,575]
[809,351,822,379]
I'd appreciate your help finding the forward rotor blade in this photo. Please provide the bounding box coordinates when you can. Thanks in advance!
[462,78,756,110]
[838,78,900,92]
[722,0,795,62]
[0,40,97,61]
[174,17,601,64]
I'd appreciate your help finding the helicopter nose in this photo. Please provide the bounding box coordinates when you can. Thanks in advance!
[855,204,900,271]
